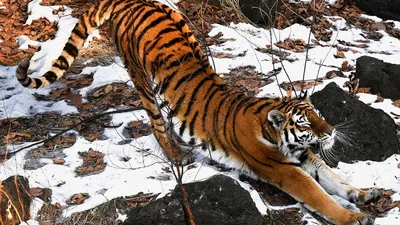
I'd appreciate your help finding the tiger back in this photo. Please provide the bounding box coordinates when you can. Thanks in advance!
[16,1,381,224]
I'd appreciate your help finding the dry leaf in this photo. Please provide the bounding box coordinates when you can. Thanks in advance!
[66,193,90,205]
[392,99,400,108]
[104,84,113,94]
[334,50,346,58]
[66,93,83,109]
[52,158,65,165]
[7,132,32,139]
[375,94,384,103]
[358,87,371,93]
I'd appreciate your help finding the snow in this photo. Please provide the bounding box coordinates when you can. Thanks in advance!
[0,0,399,224]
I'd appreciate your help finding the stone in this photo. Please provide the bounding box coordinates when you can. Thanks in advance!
[355,56,400,99]
[355,0,400,21]
[239,0,281,24]
[310,82,399,166]
[123,175,265,225]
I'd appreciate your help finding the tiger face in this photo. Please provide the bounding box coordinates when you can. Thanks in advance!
[267,99,335,162]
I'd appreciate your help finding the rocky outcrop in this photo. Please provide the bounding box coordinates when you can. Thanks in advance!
[355,56,400,99]
[123,175,265,225]
[239,0,281,24]
[310,82,399,166]
[355,0,400,21]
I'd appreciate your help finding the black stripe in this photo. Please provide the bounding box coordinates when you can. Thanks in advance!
[116,6,147,46]
[290,128,300,142]
[299,151,309,163]
[52,63,65,71]
[242,100,260,115]
[149,112,162,120]
[100,0,114,15]
[202,85,220,132]
[230,95,251,153]
[179,120,186,136]
[262,128,277,144]
[158,54,174,70]
[189,138,196,145]
[175,19,186,30]
[137,15,168,49]
[166,52,192,70]
[145,26,176,56]
[314,170,319,182]
[284,130,289,142]
[44,71,58,83]
[25,77,32,87]
[201,141,207,150]
[64,43,79,58]
[34,78,42,88]
[151,52,165,76]
[184,77,211,117]
[212,93,230,156]
[189,111,198,136]
[254,101,272,114]
[58,55,69,69]
[160,101,169,109]
[136,86,156,105]
[210,141,216,151]
[72,27,88,40]
[159,70,178,95]
[268,157,300,167]
[170,94,186,116]
[174,67,204,91]
[159,37,185,49]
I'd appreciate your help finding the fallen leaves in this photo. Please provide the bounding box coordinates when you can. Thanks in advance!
[361,190,400,215]
[66,193,90,205]
[392,99,400,108]
[221,66,274,96]
[334,50,346,59]
[280,79,323,91]
[124,120,152,139]
[0,1,57,66]
[275,38,306,53]
[75,148,106,176]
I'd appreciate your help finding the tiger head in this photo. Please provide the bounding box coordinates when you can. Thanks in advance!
[267,92,335,162]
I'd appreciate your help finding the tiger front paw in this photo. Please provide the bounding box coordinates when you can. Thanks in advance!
[349,188,383,205]
[344,212,374,225]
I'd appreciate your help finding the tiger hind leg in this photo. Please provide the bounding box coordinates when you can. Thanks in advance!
[131,72,193,165]
[301,149,383,205]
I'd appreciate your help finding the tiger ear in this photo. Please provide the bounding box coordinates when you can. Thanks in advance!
[268,110,286,131]
[299,90,309,101]
[287,87,293,99]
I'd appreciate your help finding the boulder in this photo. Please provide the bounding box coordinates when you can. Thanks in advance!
[355,56,400,99]
[239,0,281,24]
[355,0,400,21]
[123,175,265,225]
[310,82,399,166]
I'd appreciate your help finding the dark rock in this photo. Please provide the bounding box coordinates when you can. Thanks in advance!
[123,175,265,225]
[355,56,400,99]
[355,0,400,21]
[239,0,281,24]
[310,82,399,166]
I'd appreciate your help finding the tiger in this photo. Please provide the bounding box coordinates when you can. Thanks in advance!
[16,0,382,224]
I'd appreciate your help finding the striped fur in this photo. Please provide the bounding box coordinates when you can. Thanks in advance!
[16,1,380,224]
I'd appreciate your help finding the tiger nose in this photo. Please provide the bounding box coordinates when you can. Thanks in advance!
[325,127,333,136]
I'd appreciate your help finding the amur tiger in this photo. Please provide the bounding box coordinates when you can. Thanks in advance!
[16,0,382,224]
